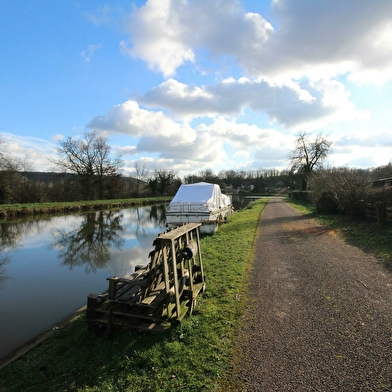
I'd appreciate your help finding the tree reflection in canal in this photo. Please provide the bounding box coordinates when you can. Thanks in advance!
[51,211,125,273]
[0,254,8,289]
[51,205,167,273]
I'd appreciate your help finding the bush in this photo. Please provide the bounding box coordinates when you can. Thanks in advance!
[315,191,340,213]
[288,191,312,202]
[308,168,370,216]
[365,187,392,206]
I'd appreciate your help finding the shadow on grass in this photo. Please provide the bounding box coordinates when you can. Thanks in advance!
[287,199,392,273]
[0,315,179,392]
[321,215,392,273]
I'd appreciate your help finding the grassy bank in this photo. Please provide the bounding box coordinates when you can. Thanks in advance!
[287,199,392,268]
[0,197,172,221]
[0,199,268,391]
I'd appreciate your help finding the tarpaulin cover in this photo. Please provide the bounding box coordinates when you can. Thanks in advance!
[169,182,231,211]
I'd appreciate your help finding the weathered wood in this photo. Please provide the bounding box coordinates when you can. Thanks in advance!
[365,203,392,223]
[86,223,206,336]
[117,283,144,302]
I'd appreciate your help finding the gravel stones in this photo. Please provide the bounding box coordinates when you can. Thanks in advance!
[229,198,392,391]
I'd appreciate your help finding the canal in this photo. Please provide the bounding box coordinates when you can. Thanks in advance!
[0,204,167,359]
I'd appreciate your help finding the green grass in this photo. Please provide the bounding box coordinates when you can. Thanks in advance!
[287,198,392,269]
[0,197,171,221]
[0,200,268,392]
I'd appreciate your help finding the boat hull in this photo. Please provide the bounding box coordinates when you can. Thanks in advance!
[166,205,234,234]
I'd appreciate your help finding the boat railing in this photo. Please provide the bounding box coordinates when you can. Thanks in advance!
[167,202,209,213]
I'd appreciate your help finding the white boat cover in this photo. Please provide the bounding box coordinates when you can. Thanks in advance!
[169,182,231,211]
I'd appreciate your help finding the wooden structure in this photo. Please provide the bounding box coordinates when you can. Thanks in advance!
[86,223,205,336]
[365,202,392,225]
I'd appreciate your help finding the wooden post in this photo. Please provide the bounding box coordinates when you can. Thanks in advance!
[162,248,170,295]
[171,241,182,318]
[107,276,119,299]
[195,227,204,283]
[375,202,386,225]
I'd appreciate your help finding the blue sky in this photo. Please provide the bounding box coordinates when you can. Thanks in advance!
[1,0,392,178]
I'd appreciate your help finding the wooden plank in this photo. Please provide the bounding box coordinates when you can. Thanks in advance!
[158,223,201,241]
[140,281,166,305]
[88,315,170,333]
[112,282,138,299]
[170,240,182,318]
[162,247,170,295]
[111,309,163,323]
[119,268,148,282]
[107,272,149,300]
[116,283,143,302]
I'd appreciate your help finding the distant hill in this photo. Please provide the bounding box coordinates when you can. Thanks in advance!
[21,171,74,183]
[20,171,142,184]
[19,172,146,192]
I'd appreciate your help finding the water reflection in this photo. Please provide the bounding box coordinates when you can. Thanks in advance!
[0,255,9,289]
[0,219,52,289]
[0,204,167,359]
[51,205,166,274]
[52,211,125,273]
[232,194,252,210]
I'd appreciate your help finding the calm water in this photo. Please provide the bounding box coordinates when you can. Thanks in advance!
[0,205,167,359]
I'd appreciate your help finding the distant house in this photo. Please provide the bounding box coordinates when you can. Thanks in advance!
[222,184,234,194]
[372,177,392,188]
[240,184,254,192]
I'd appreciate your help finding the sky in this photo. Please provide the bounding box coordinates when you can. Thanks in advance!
[1,0,392,179]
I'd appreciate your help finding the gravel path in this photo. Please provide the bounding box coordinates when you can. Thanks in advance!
[228,198,392,391]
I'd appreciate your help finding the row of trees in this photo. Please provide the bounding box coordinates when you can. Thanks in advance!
[0,131,390,204]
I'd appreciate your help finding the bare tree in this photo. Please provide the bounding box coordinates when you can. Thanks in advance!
[288,131,332,190]
[134,161,149,196]
[0,138,34,203]
[149,169,177,196]
[51,131,123,200]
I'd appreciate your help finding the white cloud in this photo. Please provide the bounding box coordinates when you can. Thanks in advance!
[121,0,195,77]
[85,97,299,174]
[51,134,65,142]
[122,0,272,77]
[138,129,227,162]
[123,0,392,85]
[335,131,392,148]
[138,77,367,130]
[87,100,195,139]
[0,132,56,171]
[241,0,392,84]
[114,145,138,156]
[327,128,392,169]
[81,43,102,62]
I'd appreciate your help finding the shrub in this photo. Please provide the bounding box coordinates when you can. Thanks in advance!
[365,187,392,206]
[308,168,371,216]
[288,190,312,202]
[315,191,340,213]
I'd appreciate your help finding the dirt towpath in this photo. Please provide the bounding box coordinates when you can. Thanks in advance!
[227,198,392,391]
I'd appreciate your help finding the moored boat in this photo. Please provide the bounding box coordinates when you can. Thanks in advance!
[165,182,234,234]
